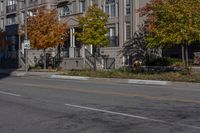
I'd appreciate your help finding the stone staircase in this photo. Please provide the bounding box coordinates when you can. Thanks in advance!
[85,49,103,70]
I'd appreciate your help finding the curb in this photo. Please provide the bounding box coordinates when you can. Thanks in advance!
[128,79,169,86]
[3,71,199,87]
[0,72,25,77]
[0,71,58,77]
[10,72,26,76]
[50,74,170,86]
[51,75,90,81]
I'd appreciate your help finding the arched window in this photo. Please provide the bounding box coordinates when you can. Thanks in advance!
[63,6,70,15]
[60,5,71,16]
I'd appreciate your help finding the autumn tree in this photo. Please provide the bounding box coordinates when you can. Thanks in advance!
[0,29,7,48]
[139,0,200,67]
[27,9,68,69]
[75,6,109,70]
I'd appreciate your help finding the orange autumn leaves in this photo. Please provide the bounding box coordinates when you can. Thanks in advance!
[27,9,69,50]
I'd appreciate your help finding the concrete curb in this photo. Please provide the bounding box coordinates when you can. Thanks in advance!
[10,72,26,76]
[0,70,58,77]
[2,71,199,87]
[128,79,169,86]
[51,75,90,80]
[50,74,170,86]
[0,72,26,77]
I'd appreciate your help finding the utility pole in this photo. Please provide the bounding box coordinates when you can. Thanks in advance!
[17,0,29,74]
[17,0,20,68]
[24,0,28,74]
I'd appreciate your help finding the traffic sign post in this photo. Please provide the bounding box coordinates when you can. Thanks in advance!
[23,40,30,74]
[24,40,30,49]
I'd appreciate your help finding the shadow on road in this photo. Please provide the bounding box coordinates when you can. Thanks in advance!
[0,69,17,80]
[0,56,20,80]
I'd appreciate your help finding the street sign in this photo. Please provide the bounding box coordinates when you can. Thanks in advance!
[24,40,31,49]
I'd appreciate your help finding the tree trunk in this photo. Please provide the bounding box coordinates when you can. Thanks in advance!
[181,44,186,67]
[43,49,46,70]
[185,44,189,68]
[57,45,61,59]
[93,45,97,71]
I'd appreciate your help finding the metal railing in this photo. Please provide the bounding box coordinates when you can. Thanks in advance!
[103,57,115,69]
[85,48,96,67]
[85,48,115,69]
[75,47,81,57]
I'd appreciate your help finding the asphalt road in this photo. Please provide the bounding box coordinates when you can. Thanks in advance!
[0,75,200,133]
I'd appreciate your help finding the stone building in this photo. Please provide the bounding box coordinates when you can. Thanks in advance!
[57,0,149,69]
[0,0,57,68]
[0,0,149,69]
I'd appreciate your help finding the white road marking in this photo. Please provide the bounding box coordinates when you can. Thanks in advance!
[65,103,164,122]
[0,91,21,97]
[64,103,200,130]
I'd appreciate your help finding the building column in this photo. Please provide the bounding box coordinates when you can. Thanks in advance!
[118,0,124,47]
[76,0,80,13]
[131,0,140,37]
[69,28,75,58]
[135,0,139,31]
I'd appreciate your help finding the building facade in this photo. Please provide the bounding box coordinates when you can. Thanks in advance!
[57,0,149,68]
[0,0,57,68]
[0,0,149,69]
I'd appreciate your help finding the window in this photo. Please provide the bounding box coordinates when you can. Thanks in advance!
[30,0,38,3]
[80,0,87,12]
[7,16,17,25]
[105,0,116,17]
[7,0,17,6]
[124,55,132,65]
[92,0,98,6]
[125,22,131,40]
[6,0,17,13]
[0,18,4,29]
[125,0,131,15]
[0,1,4,14]
[108,26,118,47]
[60,5,72,16]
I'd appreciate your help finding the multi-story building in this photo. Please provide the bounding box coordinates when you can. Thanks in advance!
[0,0,149,69]
[57,0,149,69]
[0,0,57,68]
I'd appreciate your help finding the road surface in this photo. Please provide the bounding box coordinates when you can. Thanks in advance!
[0,75,200,133]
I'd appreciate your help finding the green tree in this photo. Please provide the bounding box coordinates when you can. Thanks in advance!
[27,9,69,69]
[75,6,109,70]
[139,0,200,67]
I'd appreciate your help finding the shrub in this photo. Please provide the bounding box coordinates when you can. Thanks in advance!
[118,66,133,72]
[145,57,182,66]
